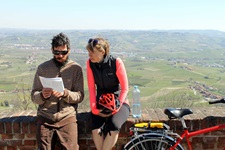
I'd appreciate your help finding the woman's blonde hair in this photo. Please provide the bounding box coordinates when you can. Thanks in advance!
[86,37,110,56]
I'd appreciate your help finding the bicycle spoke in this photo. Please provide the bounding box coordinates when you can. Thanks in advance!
[123,137,180,150]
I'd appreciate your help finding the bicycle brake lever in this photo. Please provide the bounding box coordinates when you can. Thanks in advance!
[209,98,225,104]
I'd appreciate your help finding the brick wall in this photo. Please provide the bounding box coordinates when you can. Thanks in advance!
[0,107,225,150]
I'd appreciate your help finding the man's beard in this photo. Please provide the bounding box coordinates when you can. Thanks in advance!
[53,56,69,68]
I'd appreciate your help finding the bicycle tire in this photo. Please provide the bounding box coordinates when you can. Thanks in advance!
[123,133,184,150]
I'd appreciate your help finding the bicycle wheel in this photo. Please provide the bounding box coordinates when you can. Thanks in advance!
[123,133,184,150]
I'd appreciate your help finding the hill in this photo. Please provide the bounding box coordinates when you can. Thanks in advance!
[0,29,225,110]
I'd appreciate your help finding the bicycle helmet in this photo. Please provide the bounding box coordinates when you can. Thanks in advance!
[98,93,116,112]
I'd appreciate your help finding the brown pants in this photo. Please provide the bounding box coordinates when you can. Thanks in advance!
[37,122,79,150]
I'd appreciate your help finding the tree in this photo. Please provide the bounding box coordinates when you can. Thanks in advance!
[10,78,37,110]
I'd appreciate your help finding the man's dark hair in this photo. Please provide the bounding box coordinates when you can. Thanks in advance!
[51,32,70,49]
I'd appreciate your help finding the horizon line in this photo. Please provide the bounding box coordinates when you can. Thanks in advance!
[0,27,224,32]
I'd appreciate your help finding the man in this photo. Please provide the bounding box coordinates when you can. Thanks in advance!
[31,32,84,150]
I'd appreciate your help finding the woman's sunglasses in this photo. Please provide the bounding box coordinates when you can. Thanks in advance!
[88,39,99,48]
[53,50,68,55]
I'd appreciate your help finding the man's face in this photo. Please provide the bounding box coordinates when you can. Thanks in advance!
[52,45,70,63]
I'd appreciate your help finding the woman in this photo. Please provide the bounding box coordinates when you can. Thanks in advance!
[86,37,130,150]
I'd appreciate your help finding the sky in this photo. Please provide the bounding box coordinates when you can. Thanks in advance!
[0,0,225,32]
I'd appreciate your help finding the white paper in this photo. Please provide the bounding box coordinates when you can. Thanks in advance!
[39,76,64,93]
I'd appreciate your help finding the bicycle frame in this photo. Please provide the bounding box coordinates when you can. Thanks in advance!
[126,105,225,150]
[170,124,225,150]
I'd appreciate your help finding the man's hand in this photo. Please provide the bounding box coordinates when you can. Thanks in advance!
[42,88,53,99]
[52,90,64,98]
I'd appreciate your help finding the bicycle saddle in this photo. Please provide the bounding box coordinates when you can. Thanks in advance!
[164,108,193,119]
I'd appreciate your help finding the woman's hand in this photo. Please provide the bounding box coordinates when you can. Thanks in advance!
[98,111,112,117]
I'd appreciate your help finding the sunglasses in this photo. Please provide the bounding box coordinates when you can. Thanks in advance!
[88,39,99,48]
[53,50,68,55]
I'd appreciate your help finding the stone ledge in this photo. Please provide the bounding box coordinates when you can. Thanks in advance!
[0,107,225,150]
[1,107,225,134]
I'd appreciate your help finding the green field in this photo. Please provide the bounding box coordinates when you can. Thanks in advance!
[125,57,225,108]
[1,49,225,111]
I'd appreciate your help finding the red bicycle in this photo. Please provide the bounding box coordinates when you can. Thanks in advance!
[123,98,225,150]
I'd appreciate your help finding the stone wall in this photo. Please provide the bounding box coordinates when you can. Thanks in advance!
[0,107,225,150]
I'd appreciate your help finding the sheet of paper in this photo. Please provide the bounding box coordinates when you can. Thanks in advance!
[39,76,64,93]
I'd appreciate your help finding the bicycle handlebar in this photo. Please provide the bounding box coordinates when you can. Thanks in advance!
[209,98,225,104]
